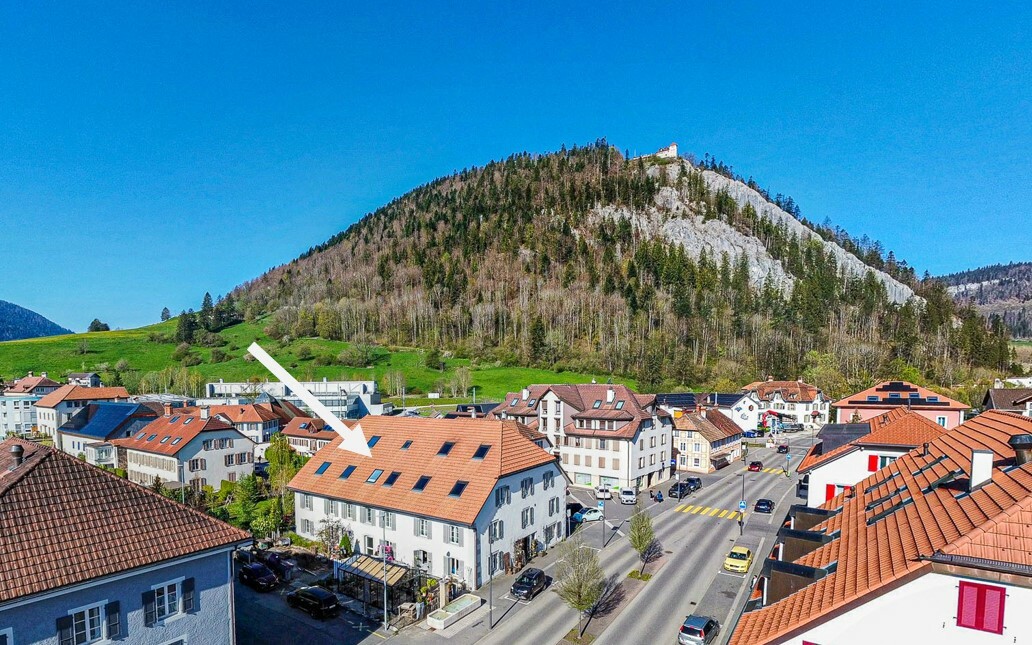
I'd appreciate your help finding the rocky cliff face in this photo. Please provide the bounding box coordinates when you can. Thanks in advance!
[593,160,917,303]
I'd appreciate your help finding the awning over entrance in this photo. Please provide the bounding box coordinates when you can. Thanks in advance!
[337,554,409,587]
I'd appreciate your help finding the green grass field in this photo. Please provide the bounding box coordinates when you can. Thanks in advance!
[0,318,634,405]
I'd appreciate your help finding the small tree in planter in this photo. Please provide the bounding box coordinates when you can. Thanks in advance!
[554,538,605,638]
[628,502,660,575]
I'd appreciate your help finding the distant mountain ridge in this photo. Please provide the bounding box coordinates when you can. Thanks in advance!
[0,300,72,341]
[940,262,1032,338]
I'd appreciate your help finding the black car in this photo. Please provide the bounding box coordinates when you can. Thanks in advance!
[668,477,703,499]
[782,423,804,433]
[754,499,775,514]
[776,444,789,454]
[239,563,279,591]
[259,552,296,579]
[510,567,546,600]
[286,586,341,619]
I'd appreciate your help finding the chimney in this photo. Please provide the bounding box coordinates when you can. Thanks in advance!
[27,371,33,378]
[200,407,210,420]
[163,403,173,417]
[970,450,993,491]
[766,375,774,382]
[1009,434,1032,466]
[9,444,24,469]
[42,371,48,379]
[521,388,530,400]
[470,408,476,419]
[606,387,615,404]
[922,442,929,458]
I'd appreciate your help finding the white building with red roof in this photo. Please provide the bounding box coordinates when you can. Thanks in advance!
[2,371,61,396]
[34,385,130,438]
[281,416,348,456]
[494,383,674,490]
[289,416,566,589]
[730,411,1032,645]
[740,377,831,430]
[832,380,969,428]
[113,409,255,490]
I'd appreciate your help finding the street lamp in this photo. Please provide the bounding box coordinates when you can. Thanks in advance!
[737,473,747,536]
[488,531,495,629]
[379,511,389,633]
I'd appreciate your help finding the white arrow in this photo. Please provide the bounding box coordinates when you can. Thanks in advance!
[247,342,372,457]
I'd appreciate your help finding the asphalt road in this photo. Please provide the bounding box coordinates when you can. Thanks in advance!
[477,436,808,645]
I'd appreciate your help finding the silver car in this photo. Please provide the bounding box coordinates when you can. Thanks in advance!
[678,615,719,645]
[619,488,637,505]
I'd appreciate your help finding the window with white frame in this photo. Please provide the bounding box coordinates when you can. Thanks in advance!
[445,556,461,577]
[490,550,503,574]
[382,511,396,530]
[489,519,504,541]
[63,602,105,645]
[548,496,560,516]
[937,416,947,427]
[448,525,461,544]
[521,506,535,529]
[520,477,533,498]
[638,457,645,468]
[416,518,431,538]
[153,580,180,620]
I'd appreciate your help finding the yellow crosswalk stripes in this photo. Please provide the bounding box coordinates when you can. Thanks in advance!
[761,467,786,475]
[676,504,741,521]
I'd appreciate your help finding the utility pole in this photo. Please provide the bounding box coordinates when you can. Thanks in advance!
[381,511,388,633]
[488,531,494,629]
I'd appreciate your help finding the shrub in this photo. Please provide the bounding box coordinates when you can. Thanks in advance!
[196,332,227,348]
[296,345,313,360]
[210,348,228,363]
[181,354,202,367]
[171,343,192,361]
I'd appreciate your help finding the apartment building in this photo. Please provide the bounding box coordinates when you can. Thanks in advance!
[2,371,61,396]
[281,417,344,457]
[740,378,830,429]
[55,402,158,463]
[831,380,969,428]
[290,416,566,589]
[34,385,130,438]
[205,378,387,418]
[673,409,743,473]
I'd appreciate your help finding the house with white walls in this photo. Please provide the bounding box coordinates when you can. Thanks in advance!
[33,385,130,438]
[740,378,831,429]
[290,416,566,590]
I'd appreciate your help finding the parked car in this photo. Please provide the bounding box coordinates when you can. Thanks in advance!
[238,563,279,591]
[776,444,789,454]
[253,461,270,479]
[234,547,259,565]
[668,477,702,499]
[782,423,804,433]
[722,546,753,573]
[286,586,341,619]
[678,614,720,645]
[259,551,296,580]
[510,567,547,600]
[748,461,763,472]
[754,498,775,514]
[743,429,759,438]
[595,485,613,500]
[619,488,637,505]
[572,507,604,523]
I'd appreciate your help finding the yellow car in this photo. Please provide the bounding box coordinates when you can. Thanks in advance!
[722,546,753,573]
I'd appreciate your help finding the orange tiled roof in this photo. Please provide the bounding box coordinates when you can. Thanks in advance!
[4,375,61,394]
[35,384,130,409]
[742,380,821,403]
[111,413,240,456]
[796,410,949,475]
[674,410,742,444]
[831,380,968,411]
[0,438,249,603]
[281,416,348,441]
[730,411,1032,645]
[209,403,280,424]
[288,416,558,526]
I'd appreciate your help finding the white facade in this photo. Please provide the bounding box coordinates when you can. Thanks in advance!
[742,390,830,429]
[36,400,90,438]
[803,446,907,508]
[294,461,567,589]
[125,429,255,490]
[204,378,387,418]
[790,571,1029,644]
[0,395,39,436]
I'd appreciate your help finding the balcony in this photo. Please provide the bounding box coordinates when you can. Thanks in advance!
[85,443,117,466]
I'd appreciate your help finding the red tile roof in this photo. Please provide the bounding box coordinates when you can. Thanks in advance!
[674,410,742,444]
[831,380,968,411]
[209,403,280,424]
[0,438,249,603]
[288,416,558,525]
[111,413,240,456]
[4,375,61,394]
[282,416,348,441]
[742,380,821,403]
[35,384,130,408]
[797,410,949,475]
[730,411,1032,644]
[984,388,1032,410]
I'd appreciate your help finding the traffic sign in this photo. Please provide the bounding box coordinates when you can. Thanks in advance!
[739,500,747,511]
[669,458,676,466]
[597,501,605,511]
[787,454,793,462]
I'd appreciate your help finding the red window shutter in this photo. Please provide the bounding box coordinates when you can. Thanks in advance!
[825,484,836,501]
[867,454,879,471]
[957,582,979,628]
[981,585,1006,634]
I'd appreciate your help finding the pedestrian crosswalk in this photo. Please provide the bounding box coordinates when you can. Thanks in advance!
[752,467,788,475]
[673,503,743,521]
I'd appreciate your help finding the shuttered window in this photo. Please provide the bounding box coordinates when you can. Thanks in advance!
[957,580,1006,634]
[867,454,879,472]
[825,484,836,502]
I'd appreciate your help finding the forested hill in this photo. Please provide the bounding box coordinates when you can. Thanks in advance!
[233,141,1011,390]
[941,262,1032,338]
[0,300,72,341]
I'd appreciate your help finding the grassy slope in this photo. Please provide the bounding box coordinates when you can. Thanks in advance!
[0,319,634,404]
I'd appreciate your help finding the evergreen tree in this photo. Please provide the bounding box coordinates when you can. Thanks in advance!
[200,292,215,331]
[87,319,110,332]
[160,307,171,322]
[175,310,197,344]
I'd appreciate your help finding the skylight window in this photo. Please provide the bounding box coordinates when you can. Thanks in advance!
[909,392,920,398]
[339,465,356,479]
[384,471,401,486]
[183,417,194,425]
[593,400,602,409]
[889,393,900,398]
[927,396,939,402]
[527,398,537,407]
[366,469,384,483]
[160,436,170,444]
[300,422,309,429]
[866,395,880,402]
[135,431,147,440]
[315,461,331,475]
[438,442,455,456]
[401,440,412,450]
[413,475,431,491]
[449,481,469,497]
[147,434,157,442]
[171,437,182,445]
[169,415,181,423]
[473,444,491,460]
[615,400,624,410]
[367,436,381,448]
[511,398,519,406]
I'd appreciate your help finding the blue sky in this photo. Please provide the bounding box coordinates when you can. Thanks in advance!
[1,3,1029,331]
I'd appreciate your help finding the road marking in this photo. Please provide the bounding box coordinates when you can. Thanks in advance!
[708,507,721,517]
[675,504,686,512]
[718,570,747,578]
[698,506,711,514]
[718,509,729,518]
